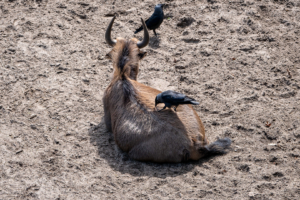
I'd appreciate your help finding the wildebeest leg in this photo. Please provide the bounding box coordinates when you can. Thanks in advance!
[128,141,183,163]
[103,101,112,132]
[104,112,112,132]
[153,29,157,36]
[157,106,166,112]
[128,144,152,162]
[182,149,190,162]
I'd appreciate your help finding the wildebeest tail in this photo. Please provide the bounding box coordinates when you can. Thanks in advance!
[199,138,231,155]
[134,26,143,34]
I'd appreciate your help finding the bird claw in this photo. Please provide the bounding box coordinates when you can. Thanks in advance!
[173,106,178,112]
[156,106,166,112]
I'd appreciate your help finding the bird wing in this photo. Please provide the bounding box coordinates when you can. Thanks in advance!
[145,14,163,29]
[161,90,185,103]
[135,16,154,33]
[162,90,199,105]
[183,96,199,104]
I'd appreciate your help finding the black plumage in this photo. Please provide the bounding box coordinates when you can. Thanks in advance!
[155,90,199,112]
[134,4,164,36]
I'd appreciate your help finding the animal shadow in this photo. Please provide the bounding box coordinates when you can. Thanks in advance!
[88,117,217,178]
[148,36,161,49]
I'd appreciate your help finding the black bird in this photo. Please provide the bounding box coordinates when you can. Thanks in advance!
[134,4,165,36]
[155,90,199,112]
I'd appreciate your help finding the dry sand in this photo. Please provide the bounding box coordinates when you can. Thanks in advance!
[1,0,300,199]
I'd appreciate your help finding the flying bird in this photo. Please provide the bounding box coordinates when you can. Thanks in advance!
[134,4,165,36]
[155,90,199,112]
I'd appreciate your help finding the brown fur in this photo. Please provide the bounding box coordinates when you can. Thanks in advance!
[103,37,209,162]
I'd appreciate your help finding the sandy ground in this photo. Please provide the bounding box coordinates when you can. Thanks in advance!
[1,0,300,199]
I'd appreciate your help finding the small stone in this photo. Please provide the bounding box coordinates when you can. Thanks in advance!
[248,192,255,197]
[30,125,37,130]
[16,150,23,154]
[237,164,250,172]
[273,172,284,177]
[30,114,37,119]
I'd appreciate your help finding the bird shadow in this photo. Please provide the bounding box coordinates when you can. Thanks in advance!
[135,34,161,49]
[148,36,161,49]
[88,117,219,178]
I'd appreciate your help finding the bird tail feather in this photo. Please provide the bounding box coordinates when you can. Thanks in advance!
[190,101,199,105]
[134,26,143,34]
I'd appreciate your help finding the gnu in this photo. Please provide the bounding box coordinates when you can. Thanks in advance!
[103,16,231,163]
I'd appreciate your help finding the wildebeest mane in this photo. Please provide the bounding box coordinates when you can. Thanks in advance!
[118,42,130,73]
[113,41,139,104]
[122,77,135,104]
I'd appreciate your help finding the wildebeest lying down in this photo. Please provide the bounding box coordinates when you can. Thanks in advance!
[103,16,231,163]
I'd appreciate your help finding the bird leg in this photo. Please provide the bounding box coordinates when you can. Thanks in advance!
[157,106,166,112]
[173,105,179,112]
[153,29,157,37]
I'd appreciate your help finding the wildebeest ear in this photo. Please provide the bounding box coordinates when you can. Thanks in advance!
[106,52,112,59]
[138,51,147,60]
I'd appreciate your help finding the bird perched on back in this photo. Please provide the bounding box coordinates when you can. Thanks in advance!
[155,90,199,112]
[134,4,165,36]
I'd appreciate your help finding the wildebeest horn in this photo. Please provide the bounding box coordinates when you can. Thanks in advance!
[105,16,117,47]
[137,18,149,49]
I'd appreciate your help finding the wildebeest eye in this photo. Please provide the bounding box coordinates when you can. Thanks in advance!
[138,51,147,60]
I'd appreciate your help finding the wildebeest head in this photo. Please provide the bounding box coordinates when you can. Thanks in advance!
[105,16,149,80]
